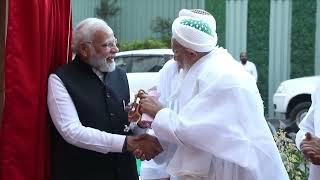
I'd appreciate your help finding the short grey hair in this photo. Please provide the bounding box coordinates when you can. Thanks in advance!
[72,18,113,53]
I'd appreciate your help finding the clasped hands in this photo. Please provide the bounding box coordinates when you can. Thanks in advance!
[301,132,320,165]
[127,134,163,161]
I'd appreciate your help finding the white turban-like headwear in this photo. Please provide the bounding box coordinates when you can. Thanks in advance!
[172,9,218,52]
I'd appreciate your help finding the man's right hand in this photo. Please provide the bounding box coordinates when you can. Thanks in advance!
[301,132,320,165]
[126,134,163,161]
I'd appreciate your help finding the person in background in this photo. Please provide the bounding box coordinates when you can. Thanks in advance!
[296,86,320,180]
[137,9,289,180]
[47,17,162,180]
[240,51,257,82]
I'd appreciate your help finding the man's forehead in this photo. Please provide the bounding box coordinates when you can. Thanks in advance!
[93,30,115,42]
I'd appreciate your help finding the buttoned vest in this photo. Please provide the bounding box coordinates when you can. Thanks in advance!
[51,56,138,180]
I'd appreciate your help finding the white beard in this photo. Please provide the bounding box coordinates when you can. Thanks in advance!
[88,57,116,72]
[88,45,116,72]
[169,69,187,99]
[175,57,191,72]
[98,59,115,72]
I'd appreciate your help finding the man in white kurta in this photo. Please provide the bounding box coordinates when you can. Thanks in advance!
[138,9,289,180]
[296,85,320,180]
[240,52,258,82]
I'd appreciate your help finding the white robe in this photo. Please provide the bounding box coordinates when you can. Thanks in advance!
[140,60,179,180]
[242,60,257,82]
[152,48,289,180]
[296,85,320,180]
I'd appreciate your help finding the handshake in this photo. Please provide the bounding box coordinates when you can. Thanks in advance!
[125,134,163,161]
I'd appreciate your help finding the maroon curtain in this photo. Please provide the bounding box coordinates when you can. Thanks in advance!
[0,0,72,180]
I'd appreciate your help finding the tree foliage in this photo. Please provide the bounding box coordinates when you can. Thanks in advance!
[95,0,120,20]
[151,17,173,39]
[290,0,316,78]
[205,0,226,47]
[247,0,270,114]
[118,38,169,51]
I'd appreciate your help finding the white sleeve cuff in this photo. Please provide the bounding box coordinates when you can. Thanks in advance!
[154,108,171,123]
[152,108,183,145]
[295,129,307,151]
[111,134,126,152]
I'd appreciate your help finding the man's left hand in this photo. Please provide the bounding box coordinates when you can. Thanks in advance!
[139,95,164,119]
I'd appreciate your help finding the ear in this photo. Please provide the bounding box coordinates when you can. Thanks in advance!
[186,49,197,58]
[79,43,90,58]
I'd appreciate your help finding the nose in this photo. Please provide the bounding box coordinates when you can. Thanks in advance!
[111,45,119,53]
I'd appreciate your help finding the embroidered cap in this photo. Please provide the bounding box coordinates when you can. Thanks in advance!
[172,9,218,52]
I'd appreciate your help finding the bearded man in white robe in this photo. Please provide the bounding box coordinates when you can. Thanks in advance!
[137,9,289,180]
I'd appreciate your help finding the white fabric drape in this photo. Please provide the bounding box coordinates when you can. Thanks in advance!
[152,48,289,180]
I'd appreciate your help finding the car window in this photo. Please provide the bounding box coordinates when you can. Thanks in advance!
[115,55,173,73]
[115,56,131,72]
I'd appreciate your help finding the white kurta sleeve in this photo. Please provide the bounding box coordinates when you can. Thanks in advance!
[295,86,320,150]
[295,87,320,180]
[47,74,125,154]
[153,87,261,161]
[295,102,315,150]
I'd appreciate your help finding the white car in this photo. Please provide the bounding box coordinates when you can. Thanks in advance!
[273,76,320,131]
[115,49,174,101]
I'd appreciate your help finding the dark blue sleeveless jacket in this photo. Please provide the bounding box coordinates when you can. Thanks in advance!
[51,56,138,180]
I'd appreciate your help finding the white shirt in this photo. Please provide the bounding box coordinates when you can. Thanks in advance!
[296,86,320,180]
[47,71,126,154]
[152,48,288,180]
[242,61,257,81]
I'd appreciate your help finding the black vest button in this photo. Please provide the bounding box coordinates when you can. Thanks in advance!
[106,93,111,98]
[110,113,115,117]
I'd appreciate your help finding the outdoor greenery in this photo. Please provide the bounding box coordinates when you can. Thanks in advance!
[205,0,226,47]
[118,16,173,51]
[151,17,173,40]
[247,0,270,115]
[150,16,172,48]
[95,0,120,20]
[118,38,169,51]
[290,0,316,78]
[274,129,309,179]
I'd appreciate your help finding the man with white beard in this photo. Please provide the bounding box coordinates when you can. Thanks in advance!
[138,9,289,180]
[47,18,162,180]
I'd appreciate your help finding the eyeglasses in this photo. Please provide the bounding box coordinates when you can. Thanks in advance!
[85,38,118,49]
[103,38,118,48]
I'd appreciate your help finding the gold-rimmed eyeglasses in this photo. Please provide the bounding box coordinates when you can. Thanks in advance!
[85,38,118,49]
